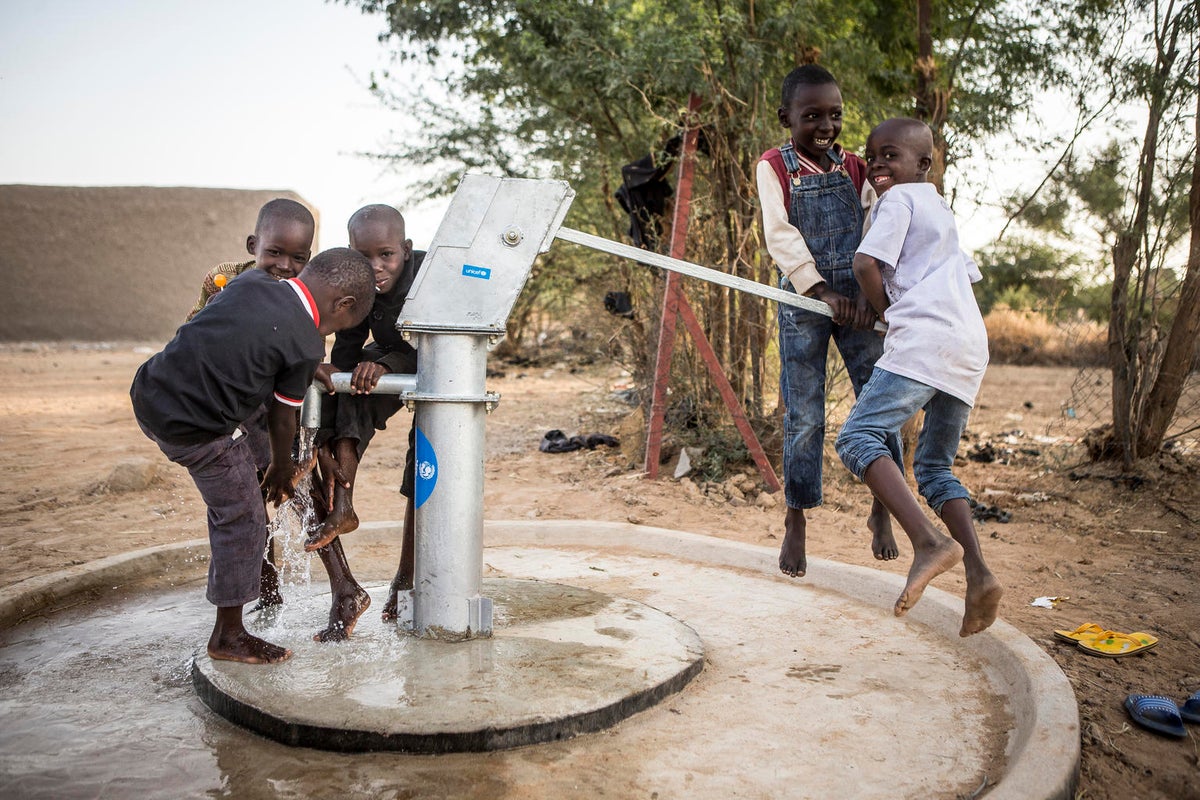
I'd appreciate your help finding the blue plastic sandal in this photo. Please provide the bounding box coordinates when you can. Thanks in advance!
[1181,691,1200,725]
[1124,694,1186,738]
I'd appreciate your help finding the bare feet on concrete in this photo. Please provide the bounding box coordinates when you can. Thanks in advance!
[313,585,371,642]
[208,630,292,665]
[381,567,413,622]
[894,536,962,617]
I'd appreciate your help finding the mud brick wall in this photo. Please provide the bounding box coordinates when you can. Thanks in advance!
[0,185,317,342]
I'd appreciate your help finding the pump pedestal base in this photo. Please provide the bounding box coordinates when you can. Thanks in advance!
[192,577,703,753]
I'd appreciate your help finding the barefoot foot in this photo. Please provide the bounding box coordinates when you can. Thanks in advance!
[868,508,899,561]
[894,536,962,617]
[314,585,371,642]
[208,631,292,664]
[381,573,413,622]
[305,508,358,552]
[960,573,1004,637]
[779,507,807,578]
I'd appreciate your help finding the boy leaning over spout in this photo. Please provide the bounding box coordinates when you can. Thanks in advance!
[131,248,375,664]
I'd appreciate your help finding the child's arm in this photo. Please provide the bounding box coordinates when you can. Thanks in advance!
[313,363,337,393]
[755,160,824,297]
[852,253,891,320]
[329,317,371,371]
[185,262,246,322]
[964,251,983,283]
[261,399,308,506]
[372,347,417,375]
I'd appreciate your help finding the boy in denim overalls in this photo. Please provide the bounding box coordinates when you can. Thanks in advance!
[756,64,897,578]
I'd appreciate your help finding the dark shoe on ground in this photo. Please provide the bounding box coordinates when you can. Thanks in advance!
[1124,694,1186,738]
[1180,691,1200,724]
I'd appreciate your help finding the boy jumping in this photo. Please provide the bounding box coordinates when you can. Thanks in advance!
[835,118,1003,637]
[132,248,375,663]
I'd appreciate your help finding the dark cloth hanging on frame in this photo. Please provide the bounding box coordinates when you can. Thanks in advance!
[614,153,674,252]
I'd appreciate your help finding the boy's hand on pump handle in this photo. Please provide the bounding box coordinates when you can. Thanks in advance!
[813,283,880,330]
[349,361,388,394]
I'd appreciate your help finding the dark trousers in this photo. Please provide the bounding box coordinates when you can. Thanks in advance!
[137,418,265,607]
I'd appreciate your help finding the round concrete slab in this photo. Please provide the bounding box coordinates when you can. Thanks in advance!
[0,520,1079,800]
[192,578,704,752]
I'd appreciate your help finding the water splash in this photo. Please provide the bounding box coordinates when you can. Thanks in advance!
[265,427,322,590]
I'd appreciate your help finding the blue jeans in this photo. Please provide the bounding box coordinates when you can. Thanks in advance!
[779,268,887,508]
[835,368,972,513]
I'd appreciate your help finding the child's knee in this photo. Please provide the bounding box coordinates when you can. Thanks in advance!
[917,470,969,511]
[834,430,871,478]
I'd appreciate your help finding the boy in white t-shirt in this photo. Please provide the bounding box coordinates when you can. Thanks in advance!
[835,118,1003,638]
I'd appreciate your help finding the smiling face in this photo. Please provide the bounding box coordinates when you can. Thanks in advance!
[349,216,411,295]
[862,119,934,194]
[778,81,844,165]
[246,217,313,280]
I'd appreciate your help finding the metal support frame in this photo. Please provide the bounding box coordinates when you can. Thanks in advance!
[620,95,784,491]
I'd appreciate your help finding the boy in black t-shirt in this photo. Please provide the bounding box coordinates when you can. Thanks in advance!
[184,197,317,609]
[132,248,374,664]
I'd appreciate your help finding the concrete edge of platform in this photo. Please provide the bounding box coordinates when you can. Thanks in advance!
[0,520,1078,799]
[0,540,210,629]
[487,520,1081,800]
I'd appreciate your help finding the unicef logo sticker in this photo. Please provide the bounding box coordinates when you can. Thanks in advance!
[414,427,437,509]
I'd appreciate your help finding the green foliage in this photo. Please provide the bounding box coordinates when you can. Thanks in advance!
[342,0,1193,460]
[684,424,753,483]
[974,238,1083,315]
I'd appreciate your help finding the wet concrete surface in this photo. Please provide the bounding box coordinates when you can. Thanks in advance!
[0,522,1079,799]
[193,577,704,752]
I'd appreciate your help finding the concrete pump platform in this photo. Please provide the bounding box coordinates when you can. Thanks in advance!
[0,520,1079,800]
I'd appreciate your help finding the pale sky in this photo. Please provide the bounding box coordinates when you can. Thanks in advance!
[0,0,447,250]
[0,0,1095,257]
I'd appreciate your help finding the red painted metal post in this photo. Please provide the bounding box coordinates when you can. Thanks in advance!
[642,95,781,492]
[643,95,701,478]
[672,299,782,491]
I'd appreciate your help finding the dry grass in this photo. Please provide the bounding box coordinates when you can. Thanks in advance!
[985,306,1107,366]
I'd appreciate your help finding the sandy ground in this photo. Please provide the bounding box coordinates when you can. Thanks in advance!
[1,343,1197,799]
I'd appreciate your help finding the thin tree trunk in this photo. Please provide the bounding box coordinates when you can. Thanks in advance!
[914,0,948,193]
[1109,231,1137,467]
[1136,67,1200,454]
[1107,11,1176,463]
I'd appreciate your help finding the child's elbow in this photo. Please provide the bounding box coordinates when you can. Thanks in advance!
[852,253,876,280]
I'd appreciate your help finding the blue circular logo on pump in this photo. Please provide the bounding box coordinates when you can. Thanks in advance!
[414,427,437,509]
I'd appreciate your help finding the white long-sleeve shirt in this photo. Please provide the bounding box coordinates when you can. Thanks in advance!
[756,152,876,295]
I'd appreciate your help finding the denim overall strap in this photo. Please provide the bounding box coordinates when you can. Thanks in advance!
[781,144,863,275]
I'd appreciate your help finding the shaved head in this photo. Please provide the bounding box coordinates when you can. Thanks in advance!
[255,198,314,235]
[870,118,934,160]
[347,204,405,239]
